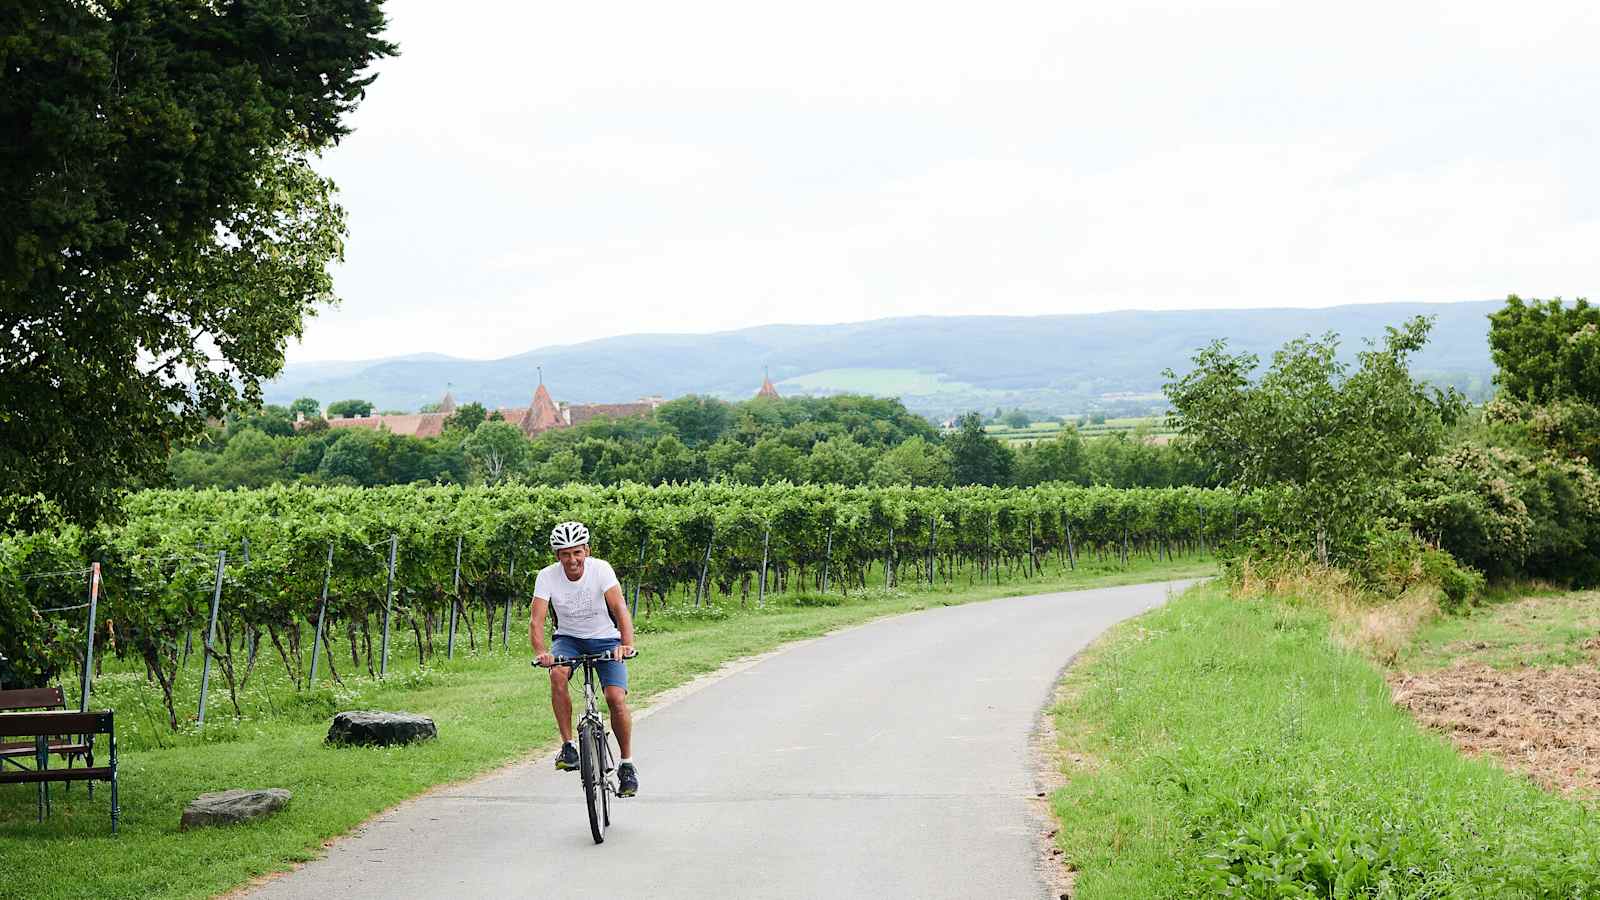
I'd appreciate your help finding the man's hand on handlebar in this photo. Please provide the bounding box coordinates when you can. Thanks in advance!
[532,647,637,667]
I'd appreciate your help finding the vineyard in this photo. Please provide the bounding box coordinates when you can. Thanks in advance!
[2,482,1238,730]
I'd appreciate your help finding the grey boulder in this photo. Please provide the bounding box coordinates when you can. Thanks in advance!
[326,710,437,747]
[180,788,291,830]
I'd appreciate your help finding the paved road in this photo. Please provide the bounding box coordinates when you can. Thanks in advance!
[247,580,1195,900]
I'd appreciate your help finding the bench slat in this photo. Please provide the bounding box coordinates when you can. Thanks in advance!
[0,740,90,758]
[0,687,66,712]
[0,767,114,785]
[0,710,113,738]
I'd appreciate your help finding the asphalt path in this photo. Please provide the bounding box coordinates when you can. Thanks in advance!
[246,579,1197,900]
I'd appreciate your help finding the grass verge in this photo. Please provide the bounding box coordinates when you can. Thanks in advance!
[1402,588,1600,671]
[0,554,1211,900]
[1049,582,1600,898]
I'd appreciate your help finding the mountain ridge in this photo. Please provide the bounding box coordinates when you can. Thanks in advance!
[267,300,1503,418]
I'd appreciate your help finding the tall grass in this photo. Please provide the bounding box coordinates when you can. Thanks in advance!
[1051,583,1600,898]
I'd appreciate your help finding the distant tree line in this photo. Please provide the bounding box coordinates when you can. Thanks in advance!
[167,394,1208,491]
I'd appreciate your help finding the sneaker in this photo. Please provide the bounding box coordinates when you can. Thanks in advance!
[555,742,579,771]
[617,762,638,797]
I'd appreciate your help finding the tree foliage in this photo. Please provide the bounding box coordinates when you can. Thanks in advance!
[1165,316,1464,560]
[445,402,488,432]
[0,1,395,529]
[463,421,529,485]
[1488,295,1600,404]
[326,399,376,419]
[947,413,1015,485]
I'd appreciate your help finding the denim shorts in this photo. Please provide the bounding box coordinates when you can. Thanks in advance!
[551,635,628,692]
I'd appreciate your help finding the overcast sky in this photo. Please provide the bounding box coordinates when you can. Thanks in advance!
[293,0,1600,363]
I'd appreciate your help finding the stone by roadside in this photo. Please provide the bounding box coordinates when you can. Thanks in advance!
[181,788,292,830]
[326,710,437,747]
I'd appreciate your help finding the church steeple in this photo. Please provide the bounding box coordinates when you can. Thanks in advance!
[521,381,563,434]
[756,367,780,399]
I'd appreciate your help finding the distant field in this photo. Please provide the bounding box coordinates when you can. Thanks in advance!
[976,416,1178,445]
[776,367,979,396]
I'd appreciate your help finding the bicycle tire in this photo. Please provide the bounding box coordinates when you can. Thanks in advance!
[599,725,612,827]
[578,722,604,844]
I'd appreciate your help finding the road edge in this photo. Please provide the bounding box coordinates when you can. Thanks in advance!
[1027,579,1201,899]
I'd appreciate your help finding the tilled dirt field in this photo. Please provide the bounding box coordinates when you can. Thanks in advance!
[1390,663,1600,794]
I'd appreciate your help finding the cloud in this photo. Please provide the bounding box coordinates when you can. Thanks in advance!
[291,0,1600,362]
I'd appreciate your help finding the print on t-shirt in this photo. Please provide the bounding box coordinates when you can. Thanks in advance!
[534,558,622,639]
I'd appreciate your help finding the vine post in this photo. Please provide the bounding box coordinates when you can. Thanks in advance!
[695,526,715,607]
[242,536,257,671]
[197,549,226,727]
[78,562,100,712]
[886,524,896,589]
[758,524,770,607]
[502,555,514,650]
[379,534,397,678]
[630,535,646,618]
[821,525,833,594]
[309,542,333,684]
[448,535,462,660]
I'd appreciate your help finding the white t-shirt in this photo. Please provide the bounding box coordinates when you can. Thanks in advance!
[534,558,622,639]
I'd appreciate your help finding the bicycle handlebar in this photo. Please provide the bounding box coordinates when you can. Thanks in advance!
[532,649,638,668]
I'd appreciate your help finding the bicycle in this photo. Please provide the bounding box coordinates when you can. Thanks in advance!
[533,649,636,844]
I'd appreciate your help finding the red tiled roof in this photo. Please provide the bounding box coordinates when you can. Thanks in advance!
[521,384,564,435]
[311,412,448,438]
[297,388,665,440]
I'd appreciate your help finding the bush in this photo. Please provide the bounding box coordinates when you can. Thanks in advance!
[1353,525,1483,611]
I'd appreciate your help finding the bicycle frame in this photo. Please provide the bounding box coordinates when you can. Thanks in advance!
[574,658,614,781]
[535,651,630,843]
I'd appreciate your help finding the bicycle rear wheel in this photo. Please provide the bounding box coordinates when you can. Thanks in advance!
[578,722,604,844]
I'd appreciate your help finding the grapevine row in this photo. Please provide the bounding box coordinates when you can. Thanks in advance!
[3,482,1246,727]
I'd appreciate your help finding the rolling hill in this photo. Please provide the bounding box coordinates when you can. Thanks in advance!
[265,301,1502,419]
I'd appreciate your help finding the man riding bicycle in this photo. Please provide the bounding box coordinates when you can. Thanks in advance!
[530,521,639,797]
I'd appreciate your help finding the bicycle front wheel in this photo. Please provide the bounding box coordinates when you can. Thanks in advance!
[599,726,612,827]
[578,722,604,844]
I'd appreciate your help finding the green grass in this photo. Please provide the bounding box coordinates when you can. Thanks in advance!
[0,554,1213,900]
[1403,588,1600,671]
[981,416,1179,445]
[1050,583,1600,898]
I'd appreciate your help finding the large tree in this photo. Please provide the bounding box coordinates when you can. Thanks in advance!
[947,412,1014,485]
[0,1,394,528]
[463,420,530,485]
[1164,316,1463,561]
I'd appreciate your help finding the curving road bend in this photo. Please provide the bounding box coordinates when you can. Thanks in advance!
[246,579,1198,900]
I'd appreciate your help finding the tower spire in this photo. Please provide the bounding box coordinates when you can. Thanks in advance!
[757,367,780,399]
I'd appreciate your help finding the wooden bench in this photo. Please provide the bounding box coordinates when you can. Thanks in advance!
[0,709,120,832]
[0,687,92,771]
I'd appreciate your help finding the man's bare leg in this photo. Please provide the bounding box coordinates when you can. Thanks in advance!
[550,667,573,742]
[604,685,632,759]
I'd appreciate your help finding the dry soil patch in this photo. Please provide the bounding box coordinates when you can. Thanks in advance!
[1390,663,1600,795]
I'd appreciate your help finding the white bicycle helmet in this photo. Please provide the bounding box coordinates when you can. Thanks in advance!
[549,521,590,550]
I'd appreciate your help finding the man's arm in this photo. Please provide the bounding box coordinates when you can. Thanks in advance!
[529,595,552,664]
[604,585,635,659]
